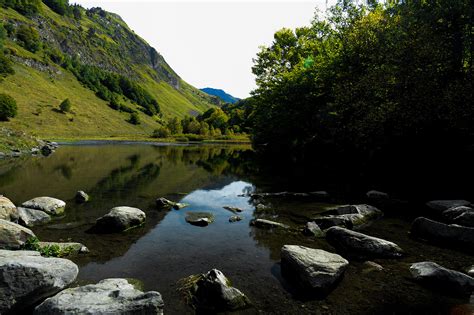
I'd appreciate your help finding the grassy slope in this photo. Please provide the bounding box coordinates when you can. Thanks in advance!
[0,4,217,139]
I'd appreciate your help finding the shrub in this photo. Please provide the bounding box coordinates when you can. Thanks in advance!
[152,126,170,138]
[0,54,14,77]
[128,112,140,125]
[43,0,69,15]
[0,93,17,121]
[59,98,71,112]
[16,25,41,53]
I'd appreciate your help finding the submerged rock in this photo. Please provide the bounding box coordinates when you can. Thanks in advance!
[366,190,389,200]
[37,242,89,256]
[21,197,66,215]
[0,249,78,314]
[75,191,89,203]
[315,204,383,230]
[426,200,471,214]
[443,206,474,227]
[173,202,188,210]
[34,278,164,315]
[178,269,251,312]
[410,217,474,249]
[156,197,176,209]
[229,216,242,223]
[17,207,51,227]
[326,226,404,259]
[250,218,289,229]
[94,206,146,233]
[0,196,18,222]
[255,204,268,211]
[0,219,36,249]
[223,206,243,213]
[410,262,474,297]
[303,221,324,237]
[185,212,214,227]
[281,245,349,294]
[47,222,88,230]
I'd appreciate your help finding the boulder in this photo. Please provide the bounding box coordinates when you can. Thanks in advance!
[326,226,404,259]
[75,191,89,203]
[0,250,78,314]
[443,206,474,227]
[185,212,214,227]
[37,242,89,256]
[250,218,289,229]
[22,197,66,215]
[426,200,471,214]
[303,221,324,237]
[366,190,389,200]
[94,206,146,233]
[34,278,164,315]
[0,219,36,249]
[17,207,51,227]
[410,262,474,297]
[280,245,349,294]
[410,217,474,248]
[229,216,242,223]
[173,202,188,210]
[314,204,383,230]
[0,196,18,222]
[179,269,250,312]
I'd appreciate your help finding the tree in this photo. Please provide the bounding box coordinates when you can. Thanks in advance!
[128,112,140,125]
[43,0,70,15]
[59,98,71,112]
[0,93,17,121]
[152,126,170,138]
[166,117,182,134]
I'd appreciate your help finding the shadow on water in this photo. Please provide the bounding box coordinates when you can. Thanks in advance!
[0,142,472,314]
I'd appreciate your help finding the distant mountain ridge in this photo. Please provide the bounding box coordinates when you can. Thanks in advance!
[200,88,240,104]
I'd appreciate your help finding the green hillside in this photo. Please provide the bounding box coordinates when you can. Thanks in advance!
[0,2,216,138]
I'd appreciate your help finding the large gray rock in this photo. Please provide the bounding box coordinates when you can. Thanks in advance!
[303,221,324,237]
[443,206,474,227]
[180,269,250,312]
[250,218,289,229]
[94,206,146,233]
[22,197,66,215]
[34,278,164,315]
[0,219,36,249]
[411,217,474,248]
[410,262,474,297]
[314,204,383,230]
[0,196,18,222]
[0,250,78,314]
[326,226,404,259]
[18,207,51,227]
[426,200,471,214]
[281,245,349,294]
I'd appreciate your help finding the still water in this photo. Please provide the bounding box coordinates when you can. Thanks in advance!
[0,143,472,314]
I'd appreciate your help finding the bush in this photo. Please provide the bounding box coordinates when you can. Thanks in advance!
[0,93,17,121]
[59,98,71,112]
[0,54,14,77]
[16,25,41,52]
[152,126,170,138]
[128,112,140,125]
[43,0,69,15]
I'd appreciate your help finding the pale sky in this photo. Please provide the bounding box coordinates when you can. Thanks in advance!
[73,1,331,98]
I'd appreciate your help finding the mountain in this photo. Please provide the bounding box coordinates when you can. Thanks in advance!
[0,2,216,139]
[200,88,240,104]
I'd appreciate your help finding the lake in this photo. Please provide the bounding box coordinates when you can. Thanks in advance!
[0,142,472,314]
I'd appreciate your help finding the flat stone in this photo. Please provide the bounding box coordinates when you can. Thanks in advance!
[443,206,474,227]
[326,226,404,259]
[22,197,66,215]
[315,204,383,230]
[17,207,51,227]
[411,217,474,249]
[281,245,349,294]
[410,262,474,297]
[34,278,164,315]
[229,216,242,223]
[366,190,389,199]
[0,249,78,313]
[185,212,214,227]
[94,206,146,233]
[0,219,36,249]
[426,200,471,214]
[223,206,243,213]
[250,218,289,229]
[303,221,324,237]
[0,196,18,222]
[156,197,176,209]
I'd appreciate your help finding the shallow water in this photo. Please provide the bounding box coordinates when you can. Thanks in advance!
[0,143,472,314]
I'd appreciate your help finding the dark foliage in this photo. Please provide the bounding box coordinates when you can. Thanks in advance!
[0,93,17,120]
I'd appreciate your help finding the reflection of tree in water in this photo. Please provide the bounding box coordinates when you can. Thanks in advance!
[196,148,256,177]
